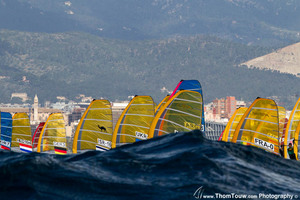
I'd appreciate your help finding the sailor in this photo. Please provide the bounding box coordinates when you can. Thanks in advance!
[287,142,296,160]
[279,144,284,157]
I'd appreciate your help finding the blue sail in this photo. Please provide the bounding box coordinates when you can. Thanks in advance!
[169,80,205,133]
[1,112,12,150]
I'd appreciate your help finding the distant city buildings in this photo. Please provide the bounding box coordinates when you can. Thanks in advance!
[236,100,247,108]
[205,96,247,123]
[11,93,29,102]
[2,92,250,136]
[0,94,130,138]
[22,76,29,83]
[67,107,85,126]
[2,94,63,125]
[75,94,93,103]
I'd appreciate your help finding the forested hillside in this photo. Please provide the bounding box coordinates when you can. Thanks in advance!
[1,30,300,108]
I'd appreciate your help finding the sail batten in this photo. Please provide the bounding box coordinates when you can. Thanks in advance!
[83,119,113,122]
[117,124,151,129]
[245,118,279,125]
[165,108,202,118]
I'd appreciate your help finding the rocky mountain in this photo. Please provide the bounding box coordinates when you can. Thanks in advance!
[241,42,300,76]
[1,0,300,46]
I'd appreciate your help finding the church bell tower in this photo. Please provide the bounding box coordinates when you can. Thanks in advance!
[33,94,39,122]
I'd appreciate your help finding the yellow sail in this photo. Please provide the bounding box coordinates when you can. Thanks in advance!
[284,98,300,159]
[232,98,281,155]
[111,96,155,148]
[11,113,32,153]
[222,107,247,142]
[37,113,67,154]
[72,99,113,153]
[148,90,202,138]
[155,95,170,114]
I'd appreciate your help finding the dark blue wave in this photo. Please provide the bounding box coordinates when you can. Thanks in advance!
[0,130,299,200]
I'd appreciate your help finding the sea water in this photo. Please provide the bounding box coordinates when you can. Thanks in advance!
[0,130,299,200]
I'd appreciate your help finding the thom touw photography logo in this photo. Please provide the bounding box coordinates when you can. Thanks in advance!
[193,186,204,199]
[193,187,297,199]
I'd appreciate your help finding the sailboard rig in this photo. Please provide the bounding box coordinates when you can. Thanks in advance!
[221,107,247,142]
[231,98,282,155]
[37,113,67,154]
[111,95,155,148]
[11,113,32,153]
[283,98,300,160]
[168,80,205,132]
[0,112,12,151]
[32,122,45,152]
[148,90,203,138]
[72,99,113,153]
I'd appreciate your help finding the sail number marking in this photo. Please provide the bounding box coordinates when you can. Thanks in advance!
[135,131,148,140]
[97,138,111,148]
[254,138,274,151]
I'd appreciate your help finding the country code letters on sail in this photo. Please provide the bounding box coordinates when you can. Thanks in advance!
[17,138,32,145]
[135,131,148,140]
[53,141,66,148]
[184,121,201,130]
[254,138,274,151]
[97,138,112,148]
[1,140,10,147]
